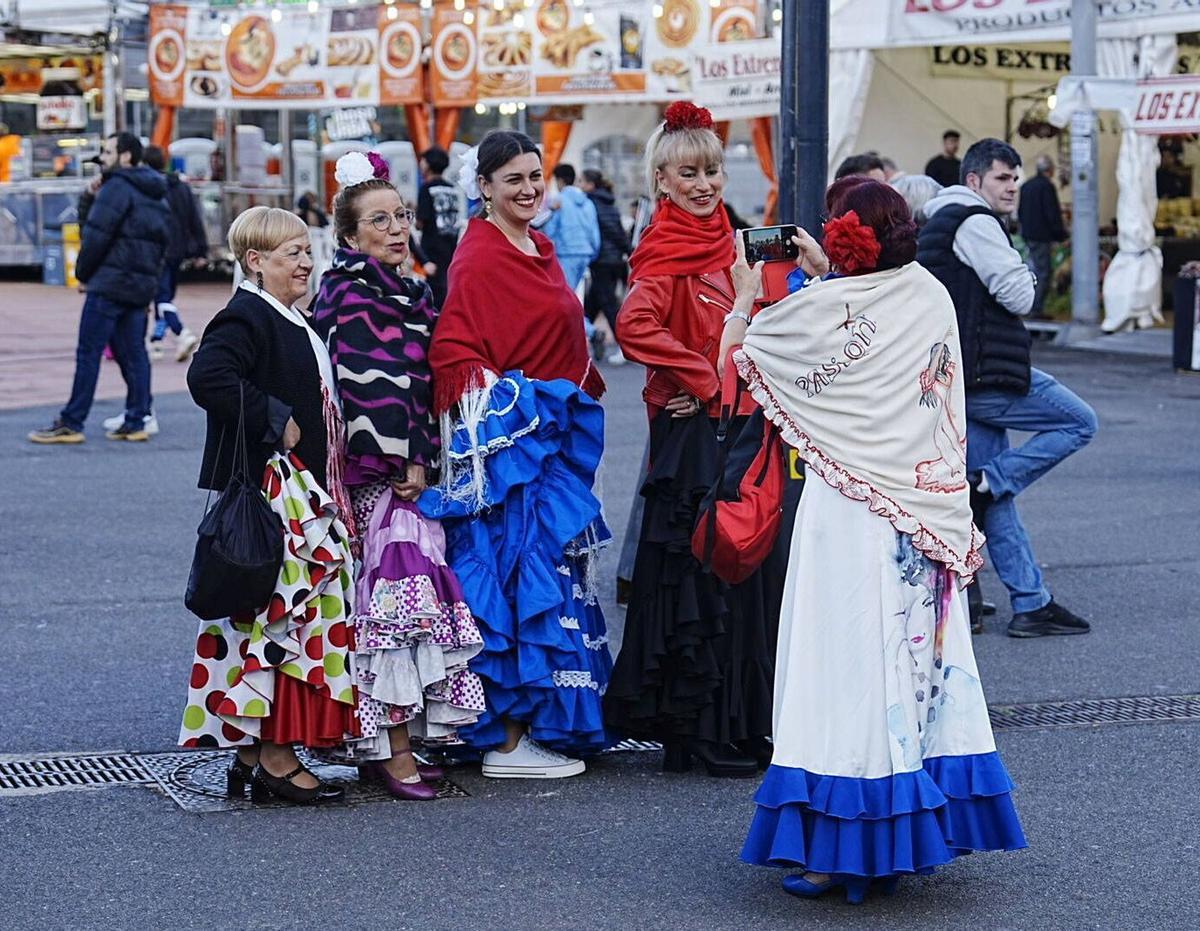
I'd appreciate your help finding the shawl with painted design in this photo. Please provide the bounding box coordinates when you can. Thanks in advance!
[733,261,983,578]
[311,249,440,477]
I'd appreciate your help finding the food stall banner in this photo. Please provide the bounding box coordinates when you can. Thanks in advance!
[890,0,1193,44]
[692,37,780,121]
[148,2,424,110]
[475,0,760,105]
[1133,76,1200,136]
[431,3,478,108]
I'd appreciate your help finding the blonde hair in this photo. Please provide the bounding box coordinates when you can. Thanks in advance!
[644,123,726,199]
[227,206,308,274]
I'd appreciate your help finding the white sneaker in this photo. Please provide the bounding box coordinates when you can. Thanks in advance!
[148,342,164,361]
[606,348,627,366]
[175,330,199,362]
[101,412,159,435]
[481,734,586,779]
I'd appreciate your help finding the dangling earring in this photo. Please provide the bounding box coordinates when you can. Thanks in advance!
[256,271,264,291]
[483,195,492,217]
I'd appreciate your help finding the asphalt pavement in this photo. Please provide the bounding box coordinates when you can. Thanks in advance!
[1,343,1198,930]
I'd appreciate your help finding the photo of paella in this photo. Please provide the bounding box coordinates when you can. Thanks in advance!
[225,16,275,90]
[149,29,185,80]
[711,7,757,43]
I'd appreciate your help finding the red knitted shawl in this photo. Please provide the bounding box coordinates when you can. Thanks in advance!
[430,218,605,415]
[628,197,735,283]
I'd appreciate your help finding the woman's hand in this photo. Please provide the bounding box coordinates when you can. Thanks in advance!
[282,417,301,450]
[732,231,764,305]
[390,462,428,501]
[665,391,703,419]
[793,227,830,277]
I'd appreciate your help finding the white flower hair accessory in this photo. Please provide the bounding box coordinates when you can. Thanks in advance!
[334,151,375,189]
[453,145,481,201]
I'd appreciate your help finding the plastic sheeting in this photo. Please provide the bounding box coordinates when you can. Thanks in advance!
[828,49,875,179]
[1098,35,1178,333]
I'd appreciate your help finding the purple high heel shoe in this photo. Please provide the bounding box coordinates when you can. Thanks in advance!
[364,760,437,801]
[358,748,444,784]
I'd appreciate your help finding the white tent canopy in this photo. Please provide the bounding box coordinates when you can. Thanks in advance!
[1,1,147,37]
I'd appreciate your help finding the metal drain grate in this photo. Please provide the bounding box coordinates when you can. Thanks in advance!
[989,694,1200,731]
[605,738,664,753]
[0,754,152,793]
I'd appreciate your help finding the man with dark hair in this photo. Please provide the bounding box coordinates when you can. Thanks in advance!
[540,162,600,292]
[834,152,886,182]
[1018,154,1067,317]
[415,144,465,307]
[918,137,1097,639]
[29,132,170,444]
[925,130,962,188]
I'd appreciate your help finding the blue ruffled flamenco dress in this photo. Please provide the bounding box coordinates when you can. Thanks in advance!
[419,372,612,756]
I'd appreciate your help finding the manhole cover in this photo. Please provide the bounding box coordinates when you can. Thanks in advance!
[0,754,151,795]
[989,694,1200,731]
[139,750,471,813]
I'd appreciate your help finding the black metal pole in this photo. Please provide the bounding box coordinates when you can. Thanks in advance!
[779,1,828,236]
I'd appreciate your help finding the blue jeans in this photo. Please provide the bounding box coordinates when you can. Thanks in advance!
[60,293,152,431]
[152,266,182,339]
[966,367,1098,613]
[557,255,591,291]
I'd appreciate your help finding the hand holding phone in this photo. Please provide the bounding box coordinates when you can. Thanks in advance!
[741,224,801,265]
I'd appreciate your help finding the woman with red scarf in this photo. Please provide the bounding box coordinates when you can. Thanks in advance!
[603,103,783,778]
[418,131,611,780]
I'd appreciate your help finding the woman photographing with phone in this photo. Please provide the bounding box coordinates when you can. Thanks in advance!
[604,102,783,778]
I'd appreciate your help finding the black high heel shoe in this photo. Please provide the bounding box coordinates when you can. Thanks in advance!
[736,736,774,770]
[251,764,346,805]
[226,755,255,798]
[662,740,758,778]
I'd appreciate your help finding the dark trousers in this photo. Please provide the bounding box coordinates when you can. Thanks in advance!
[585,262,625,331]
[1027,239,1053,316]
[428,269,449,309]
[61,293,151,430]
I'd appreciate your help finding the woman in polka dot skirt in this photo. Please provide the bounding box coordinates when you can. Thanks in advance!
[179,206,359,805]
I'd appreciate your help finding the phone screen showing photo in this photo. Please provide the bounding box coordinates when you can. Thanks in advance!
[742,225,800,264]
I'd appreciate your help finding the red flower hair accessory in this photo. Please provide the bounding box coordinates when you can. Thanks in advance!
[663,101,714,134]
[822,210,881,275]
[367,151,391,181]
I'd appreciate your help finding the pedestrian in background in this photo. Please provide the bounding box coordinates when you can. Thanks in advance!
[925,129,963,188]
[29,132,168,445]
[891,173,942,226]
[540,162,601,293]
[311,152,484,801]
[580,168,631,360]
[420,130,611,779]
[180,206,355,806]
[730,177,1026,904]
[834,152,887,182]
[919,138,1097,638]
[415,145,467,308]
[605,102,780,779]
[1017,154,1067,317]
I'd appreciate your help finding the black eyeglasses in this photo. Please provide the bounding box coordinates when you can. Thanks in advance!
[359,208,415,231]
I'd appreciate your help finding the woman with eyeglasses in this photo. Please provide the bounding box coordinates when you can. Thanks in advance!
[309,152,485,801]
[181,206,358,805]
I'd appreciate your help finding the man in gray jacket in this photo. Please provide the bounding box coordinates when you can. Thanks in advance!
[917,138,1096,638]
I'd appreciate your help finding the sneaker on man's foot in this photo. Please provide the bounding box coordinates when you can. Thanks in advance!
[175,330,199,362]
[28,420,84,444]
[967,470,994,527]
[481,734,586,779]
[106,422,150,442]
[1007,600,1091,638]
[102,412,159,435]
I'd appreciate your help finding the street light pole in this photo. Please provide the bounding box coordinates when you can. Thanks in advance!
[778,1,827,235]
[1068,0,1100,329]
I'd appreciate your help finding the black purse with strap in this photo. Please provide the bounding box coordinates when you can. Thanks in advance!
[185,384,284,620]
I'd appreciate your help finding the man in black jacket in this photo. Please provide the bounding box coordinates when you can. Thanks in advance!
[918,138,1096,639]
[1018,155,1067,316]
[415,146,465,308]
[29,132,170,444]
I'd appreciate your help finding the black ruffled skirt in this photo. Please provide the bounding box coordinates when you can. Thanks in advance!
[605,411,792,744]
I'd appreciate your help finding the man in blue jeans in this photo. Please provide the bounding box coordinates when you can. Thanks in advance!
[918,138,1096,638]
[29,132,169,445]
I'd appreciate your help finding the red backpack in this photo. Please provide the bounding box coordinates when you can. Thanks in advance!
[691,363,787,585]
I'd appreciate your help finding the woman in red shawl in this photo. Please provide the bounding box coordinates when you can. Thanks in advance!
[603,103,784,778]
[419,130,611,780]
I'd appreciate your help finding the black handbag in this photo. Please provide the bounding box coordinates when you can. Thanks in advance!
[184,385,284,620]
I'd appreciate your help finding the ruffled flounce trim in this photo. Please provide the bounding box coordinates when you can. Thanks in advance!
[733,352,984,582]
[420,372,613,755]
[741,752,1027,877]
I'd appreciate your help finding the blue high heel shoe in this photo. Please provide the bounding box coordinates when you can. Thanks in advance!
[781,873,872,905]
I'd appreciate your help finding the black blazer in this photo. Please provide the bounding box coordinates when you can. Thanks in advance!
[187,287,328,492]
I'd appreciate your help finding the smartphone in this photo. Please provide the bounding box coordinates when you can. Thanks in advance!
[742,224,800,265]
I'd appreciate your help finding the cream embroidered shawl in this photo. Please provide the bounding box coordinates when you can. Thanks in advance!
[733,261,983,578]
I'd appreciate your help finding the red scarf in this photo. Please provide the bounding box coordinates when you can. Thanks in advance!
[628,197,735,283]
[430,218,605,415]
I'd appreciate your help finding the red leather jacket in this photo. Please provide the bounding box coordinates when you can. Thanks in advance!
[616,269,738,418]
